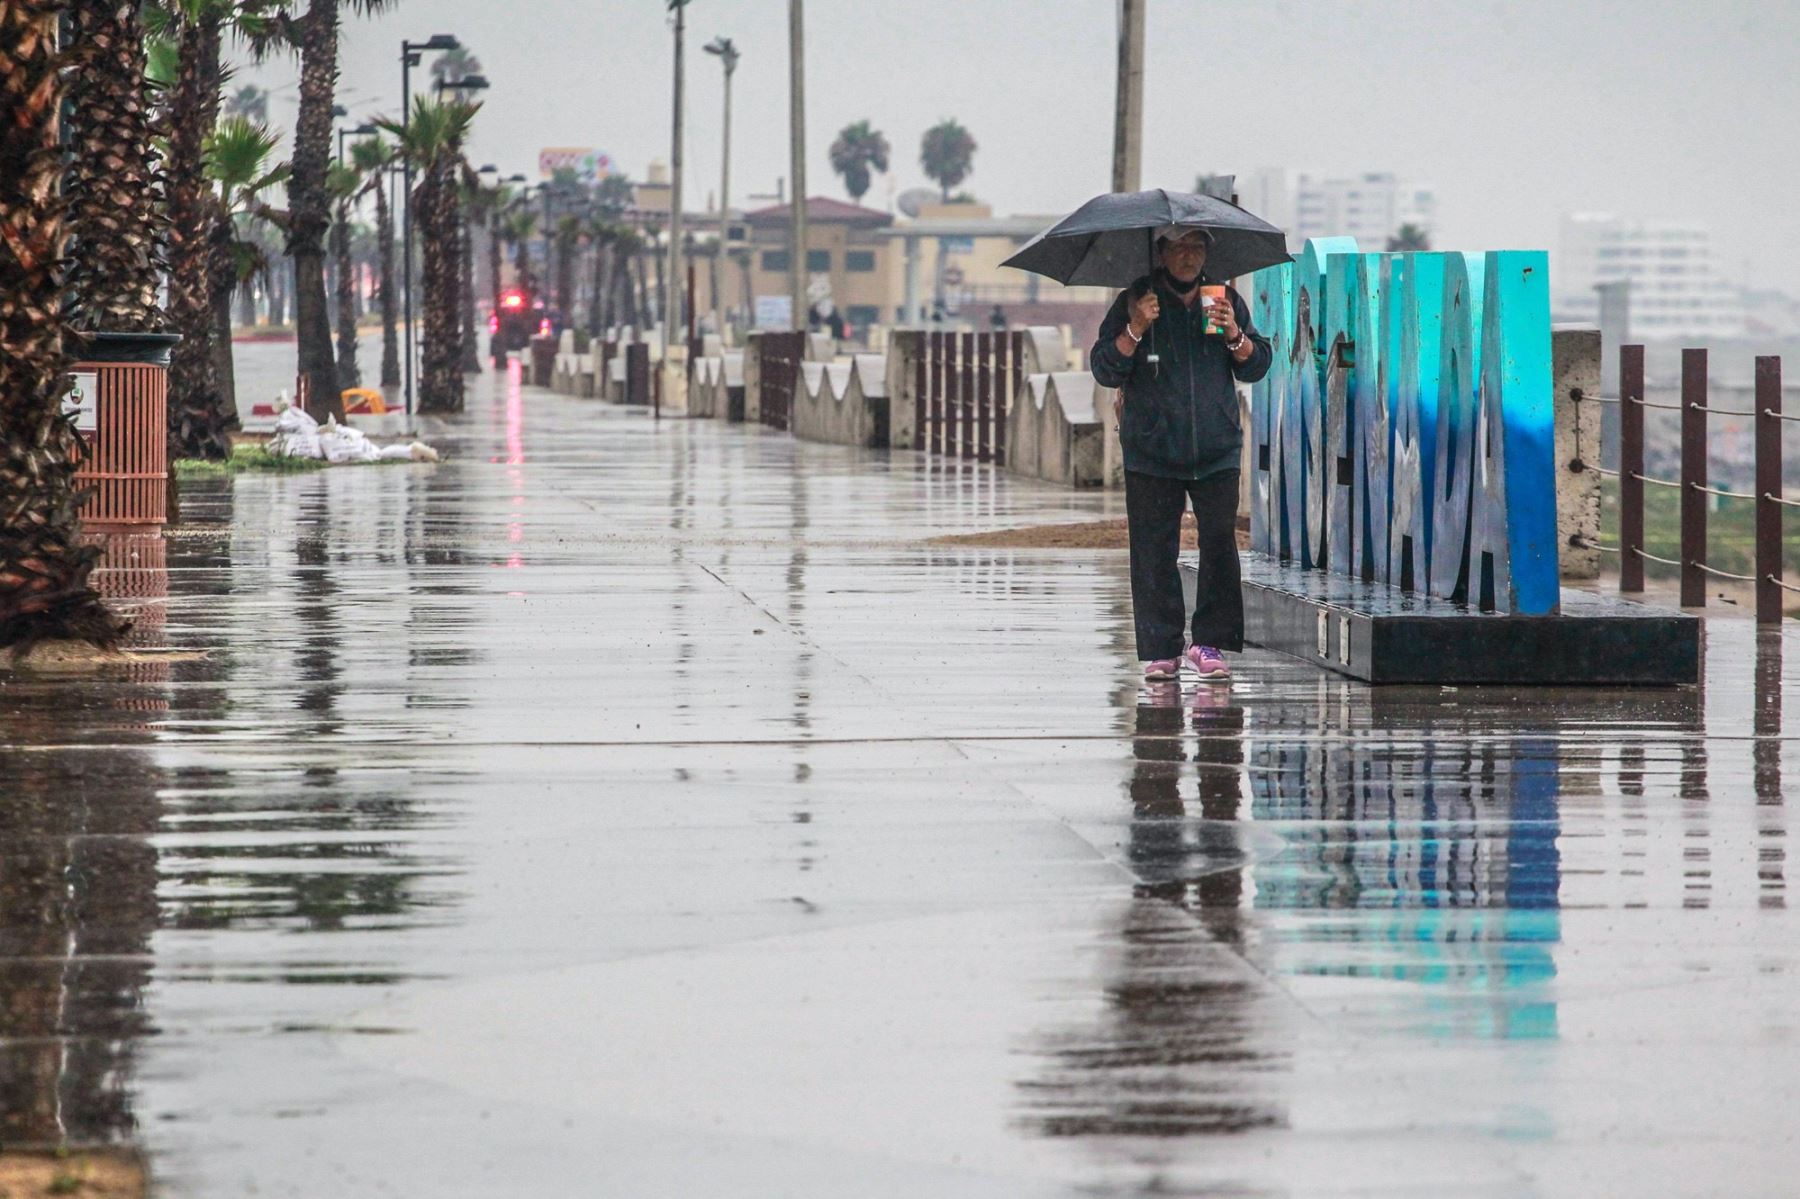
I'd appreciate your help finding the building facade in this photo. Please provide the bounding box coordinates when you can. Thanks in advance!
[1555,214,1745,339]
[1239,168,1437,252]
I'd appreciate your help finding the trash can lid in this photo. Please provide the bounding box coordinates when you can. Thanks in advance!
[73,330,183,367]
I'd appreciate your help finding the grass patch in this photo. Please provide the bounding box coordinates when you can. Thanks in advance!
[175,444,326,476]
[174,444,427,476]
[1599,475,1800,579]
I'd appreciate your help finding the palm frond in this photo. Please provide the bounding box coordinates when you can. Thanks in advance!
[206,114,284,194]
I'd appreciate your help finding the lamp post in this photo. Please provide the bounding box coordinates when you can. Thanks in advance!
[666,0,691,363]
[400,33,462,417]
[788,0,807,333]
[703,35,738,341]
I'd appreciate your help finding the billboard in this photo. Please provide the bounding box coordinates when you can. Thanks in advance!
[537,148,615,183]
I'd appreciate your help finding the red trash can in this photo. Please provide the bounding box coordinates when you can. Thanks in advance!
[70,331,181,533]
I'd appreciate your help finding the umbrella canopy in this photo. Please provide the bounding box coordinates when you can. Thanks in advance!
[1001,188,1291,288]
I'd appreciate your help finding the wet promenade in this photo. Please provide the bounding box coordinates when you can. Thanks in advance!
[3,360,1797,1196]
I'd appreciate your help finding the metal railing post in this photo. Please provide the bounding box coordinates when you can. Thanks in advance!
[1620,344,1645,593]
[1680,347,1707,607]
[1756,355,1783,624]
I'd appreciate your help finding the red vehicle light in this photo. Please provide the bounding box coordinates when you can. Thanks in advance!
[501,291,525,310]
[538,318,552,335]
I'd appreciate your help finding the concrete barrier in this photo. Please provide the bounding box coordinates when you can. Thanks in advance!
[1006,370,1118,487]
[999,327,1120,488]
[791,354,889,448]
[690,352,745,421]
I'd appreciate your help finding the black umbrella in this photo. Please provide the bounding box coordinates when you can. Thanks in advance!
[1001,188,1290,288]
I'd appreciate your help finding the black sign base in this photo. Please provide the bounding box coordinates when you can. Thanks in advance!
[1182,552,1700,685]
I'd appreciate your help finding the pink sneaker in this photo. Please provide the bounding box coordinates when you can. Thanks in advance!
[1185,645,1231,680]
[1143,657,1180,681]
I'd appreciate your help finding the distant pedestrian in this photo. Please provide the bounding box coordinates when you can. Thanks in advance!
[1091,226,1270,684]
[988,303,1007,331]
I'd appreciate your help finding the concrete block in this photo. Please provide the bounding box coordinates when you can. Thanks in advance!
[1554,330,1603,581]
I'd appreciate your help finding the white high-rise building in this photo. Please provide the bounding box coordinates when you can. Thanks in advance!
[1555,214,1744,338]
[1239,168,1436,252]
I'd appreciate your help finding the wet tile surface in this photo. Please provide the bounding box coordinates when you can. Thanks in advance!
[3,355,1797,1196]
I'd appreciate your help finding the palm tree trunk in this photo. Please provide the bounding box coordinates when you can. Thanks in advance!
[334,198,359,387]
[374,181,399,387]
[556,232,575,319]
[165,15,230,460]
[417,159,464,413]
[291,0,343,422]
[65,0,166,334]
[459,201,481,373]
[208,210,240,429]
[487,210,503,363]
[0,0,128,650]
[589,239,608,335]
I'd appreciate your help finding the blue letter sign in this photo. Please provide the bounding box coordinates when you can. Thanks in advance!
[1248,240,1559,615]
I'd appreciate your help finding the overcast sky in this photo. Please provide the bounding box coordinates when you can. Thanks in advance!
[231,0,1799,289]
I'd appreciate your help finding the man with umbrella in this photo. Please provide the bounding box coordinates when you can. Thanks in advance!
[1005,190,1286,683]
[1092,224,1271,681]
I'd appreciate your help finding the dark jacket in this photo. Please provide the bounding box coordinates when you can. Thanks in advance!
[1091,275,1272,480]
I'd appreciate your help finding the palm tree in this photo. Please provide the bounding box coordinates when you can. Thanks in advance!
[920,118,977,203]
[349,136,400,386]
[160,0,237,459]
[223,82,270,123]
[555,213,582,321]
[65,0,168,335]
[1387,223,1432,252]
[501,207,538,297]
[205,115,288,425]
[328,161,363,386]
[279,0,397,426]
[0,0,130,651]
[378,96,479,413]
[461,174,507,372]
[429,45,482,89]
[828,120,890,204]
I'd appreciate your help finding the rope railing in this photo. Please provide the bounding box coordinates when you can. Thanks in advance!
[1602,345,1787,621]
[1691,482,1757,501]
[1692,561,1758,583]
[1571,536,1621,555]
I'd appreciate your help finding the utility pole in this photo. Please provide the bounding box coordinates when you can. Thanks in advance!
[666,0,689,361]
[1111,0,1145,193]
[704,36,739,343]
[788,0,807,332]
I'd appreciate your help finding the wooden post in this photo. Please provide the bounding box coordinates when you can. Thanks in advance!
[944,331,959,459]
[1620,344,1645,593]
[936,331,950,457]
[961,331,977,460]
[1756,356,1784,624]
[913,335,927,451]
[976,333,992,462]
[1680,347,1707,607]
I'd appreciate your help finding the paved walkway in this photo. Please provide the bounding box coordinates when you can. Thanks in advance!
[3,363,1797,1196]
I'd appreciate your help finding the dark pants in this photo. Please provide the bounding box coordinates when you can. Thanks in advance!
[1125,468,1244,660]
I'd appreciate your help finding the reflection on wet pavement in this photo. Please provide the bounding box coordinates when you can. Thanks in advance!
[1,348,1796,1196]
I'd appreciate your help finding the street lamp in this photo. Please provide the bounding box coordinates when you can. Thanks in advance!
[666,0,692,362]
[337,121,378,165]
[703,36,739,340]
[400,33,463,417]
